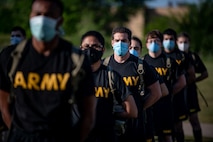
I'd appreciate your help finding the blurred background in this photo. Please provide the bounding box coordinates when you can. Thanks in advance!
[0,0,212,140]
[0,0,212,56]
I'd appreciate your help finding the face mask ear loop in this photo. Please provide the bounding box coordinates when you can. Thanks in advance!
[56,17,63,34]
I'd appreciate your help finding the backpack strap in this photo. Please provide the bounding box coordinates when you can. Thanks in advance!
[191,52,196,62]
[68,49,85,105]
[107,65,125,114]
[166,56,172,81]
[137,58,144,96]
[6,40,27,142]
[107,66,116,95]
[103,56,111,66]
[8,40,27,83]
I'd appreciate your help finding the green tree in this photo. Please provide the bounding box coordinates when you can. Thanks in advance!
[0,0,151,48]
[175,0,213,55]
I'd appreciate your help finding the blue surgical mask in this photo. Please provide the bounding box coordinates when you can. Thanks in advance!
[148,42,160,53]
[129,49,139,57]
[10,37,22,45]
[30,15,58,42]
[113,41,129,56]
[163,40,175,50]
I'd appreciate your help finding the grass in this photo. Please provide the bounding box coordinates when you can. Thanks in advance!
[196,61,213,123]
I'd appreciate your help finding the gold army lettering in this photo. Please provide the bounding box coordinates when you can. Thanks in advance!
[95,87,110,98]
[176,59,182,65]
[123,76,139,86]
[155,67,168,76]
[13,71,70,91]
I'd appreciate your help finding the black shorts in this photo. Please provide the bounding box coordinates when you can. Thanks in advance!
[173,89,188,122]
[144,107,155,139]
[8,126,72,142]
[187,85,201,114]
[120,115,146,142]
[153,96,174,136]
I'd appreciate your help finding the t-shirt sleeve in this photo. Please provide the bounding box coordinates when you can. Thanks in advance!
[194,53,207,73]
[143,60,159,87]
[0,47,13,92]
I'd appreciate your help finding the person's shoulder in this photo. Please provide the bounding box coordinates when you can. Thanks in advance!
[143,54,148,58]
[162,52,176,65]
[102,55,113,66]
[190,51,199,57]
[128,54,139,63]
[0,44,16,57]
[59,38,83,55]
[60,38,73,49]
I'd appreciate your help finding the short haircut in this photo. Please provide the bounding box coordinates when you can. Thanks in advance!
[111,27,132,41]
[163,28,177,40]
[131,36,142,49]
[177,32,191,41]
[146,30,163,42]
[31,0,64,15]
[11,26,26,37]
[81,31,105,47]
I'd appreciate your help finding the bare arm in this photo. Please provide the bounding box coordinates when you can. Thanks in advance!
[172,74,186,95]
[79,95,97,142]
[196,70,208,82]
[143,81,162,110]
[187,65,196,85]
[0,90,12,128]
[160,82,169,97]
[117,95,138,118]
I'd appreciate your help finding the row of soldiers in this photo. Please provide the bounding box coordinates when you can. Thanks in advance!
[0,0,208,142]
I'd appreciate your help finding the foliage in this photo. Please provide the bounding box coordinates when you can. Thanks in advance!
[144,16,178,36]
[0,0,148,47]
[0,0,31,35]
[0,0,147,34]
[143,0,213,55]
[174,0,213,55]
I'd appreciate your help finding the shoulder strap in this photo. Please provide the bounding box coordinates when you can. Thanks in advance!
[107,66,116,95]
[8,40,27,83]
[68,49,85,105]
[103,56,111,66]
[166,56,172,81]
[166,56,171,68]
[137,58,144,96]
[71,51,85,77]
[191,52,196,61]
[107,65,125,113]
[180,51,185,61]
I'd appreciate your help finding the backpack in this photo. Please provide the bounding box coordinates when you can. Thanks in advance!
[103,56,146,135]
[105,65,126,136]
[8,39,86,126]
[103,56,145,97]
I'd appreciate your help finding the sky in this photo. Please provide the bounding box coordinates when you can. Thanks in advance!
[145,0,200,8]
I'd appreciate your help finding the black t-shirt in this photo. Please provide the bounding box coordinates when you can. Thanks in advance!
[0,38,95,133]
[163,48,191,78]
[106,54,158,111]
[163,48,188,97]
[187,51,207,92]
[92,64,130,128]
[144,52,183,94]
[188,51,207,73]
